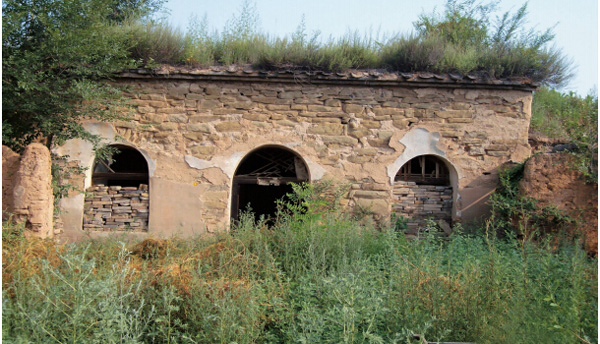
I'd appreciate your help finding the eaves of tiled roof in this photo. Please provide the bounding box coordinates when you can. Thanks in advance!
[117,65,538,91]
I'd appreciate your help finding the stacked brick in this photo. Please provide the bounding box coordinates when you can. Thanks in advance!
[83,184,149,231]
[392,181,452,232]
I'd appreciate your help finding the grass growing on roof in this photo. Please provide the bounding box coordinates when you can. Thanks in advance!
[125,0,571,87]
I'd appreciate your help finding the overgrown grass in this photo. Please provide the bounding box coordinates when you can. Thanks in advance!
[531,87,598,182]
[3,183,597,343]
[123,0,571,86]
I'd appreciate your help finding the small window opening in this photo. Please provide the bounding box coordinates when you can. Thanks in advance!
[92,145,149,187]
[395,155,450,186]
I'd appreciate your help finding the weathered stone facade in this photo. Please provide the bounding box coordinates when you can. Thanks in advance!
[9,143,54,238]
[55,67,534,241]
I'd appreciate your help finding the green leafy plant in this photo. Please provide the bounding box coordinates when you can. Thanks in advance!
[489,161,575,240]
[2,182,597,343]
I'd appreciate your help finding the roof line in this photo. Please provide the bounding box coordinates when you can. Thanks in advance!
[116,66,538,91]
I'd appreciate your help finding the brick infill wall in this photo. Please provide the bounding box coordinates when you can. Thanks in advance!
[393,181,452,232]
[83,185,149,231]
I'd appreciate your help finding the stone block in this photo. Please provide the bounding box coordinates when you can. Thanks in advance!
[486,150,510,157]
[373,108,404,116]
[324,99,342,107]
[348,127,371,139]
[243,113,269,121]
[353,190,389,199]
[266,104,291,111]
[447,118,473,123]
[367,138,390,148]
[278,91,303,99]
[204,87,221,95]
[187,123,212,133]
[307,123,344,136]
[168,114,188,123]
[392,119,409,129]
[392,88,417,97]
[158,123,178,131]
[361,120,381,129]
[191,145,216,157]
[189,83,203,93]
[186,93,204,100]
[215,121,242,132]
[199,100,221,109]
[189,115,214,123]
[355,148,378,156]
[211,108,233,115]
[148,101,168,108]
[230,101,253,110]
[291,104,308,111]
[342,104,365,114]
[137,106,155,114]
[276,120,297,127]
[307,105,337,112]
[321,136,359,146]
[435,110,472,119]
[347,155,371,164]
[156,107,187,114]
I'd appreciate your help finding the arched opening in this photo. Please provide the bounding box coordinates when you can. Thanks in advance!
[92,145,149,187]
[231,146,309,223]
[82,145,150,231]
[393,155,453,233]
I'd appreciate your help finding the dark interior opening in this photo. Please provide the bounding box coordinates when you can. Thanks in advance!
[237,183,294,221]
[231,146,308,224]
[395,155,450,186]
[92,145,149,187]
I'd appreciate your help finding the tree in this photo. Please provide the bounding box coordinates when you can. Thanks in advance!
[2,0,164,152]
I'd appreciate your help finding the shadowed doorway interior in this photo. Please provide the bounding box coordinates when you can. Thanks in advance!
[231,146,309,224]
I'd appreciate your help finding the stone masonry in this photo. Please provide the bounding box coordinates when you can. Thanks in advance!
[393,181,453,232]
[83,184,149,231]
[11,143,54,238]
[55,66,534,241]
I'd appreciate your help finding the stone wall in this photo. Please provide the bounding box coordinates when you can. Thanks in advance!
[83,184,149,231]
[55,70,533,240]
[9,143,54,238]
[392,181,453,233]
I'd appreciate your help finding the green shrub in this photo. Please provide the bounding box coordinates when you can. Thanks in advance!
[126,20,187,65]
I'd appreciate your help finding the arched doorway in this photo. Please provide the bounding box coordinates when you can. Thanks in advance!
[231,146,309,223]
[393,155,453,233]
[82,145,150,231]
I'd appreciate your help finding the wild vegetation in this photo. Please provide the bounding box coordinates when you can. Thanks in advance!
[2,183,597,343]
[531,87,598,182]
[125,0,571,86]
[2,1,597,343]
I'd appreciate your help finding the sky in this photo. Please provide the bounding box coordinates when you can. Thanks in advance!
[164,0,598,96]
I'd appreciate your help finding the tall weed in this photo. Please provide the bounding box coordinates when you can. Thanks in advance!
[3,181,597,344]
